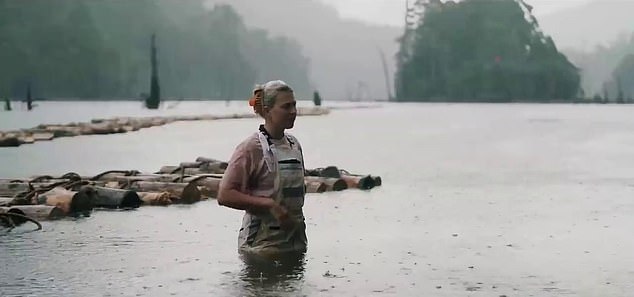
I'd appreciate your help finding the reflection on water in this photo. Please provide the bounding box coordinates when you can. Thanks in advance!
[238,252,306,296]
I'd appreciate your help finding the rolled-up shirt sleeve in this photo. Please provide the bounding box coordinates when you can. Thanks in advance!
[220,141,254,193]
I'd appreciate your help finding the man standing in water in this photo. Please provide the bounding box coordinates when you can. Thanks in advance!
[218,80,307,256]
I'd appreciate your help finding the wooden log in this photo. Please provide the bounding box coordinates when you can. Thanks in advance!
[304,176,347,191]
[0,135,20,147]
[179,162,203,168]
[126,181,201,204]
[0,182,32,197]
[306,166,341,178]
[1,207,27,226]
[184,175,222,199]
[2,205,65,221]
[90,170,140,181]
[181,168,225,175]
[158,165,180,174]
[0,197,13,206]
[112,175,176,183]
[18,136,35,144]
[138,192,172,206]
[92,186,142,209]
[195,157,225,164]
[371,176,382,187]
[31,131,55,141]
[42,125,81,138]
[199,162,227,174]
[305,180,327,193]
[341,174,376,190]
[36,186,95,215]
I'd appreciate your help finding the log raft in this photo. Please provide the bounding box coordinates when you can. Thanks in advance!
[1,157,381,225]
[0,107,330,148]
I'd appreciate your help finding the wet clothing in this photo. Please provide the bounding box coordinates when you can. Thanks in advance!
[220,125,307,254]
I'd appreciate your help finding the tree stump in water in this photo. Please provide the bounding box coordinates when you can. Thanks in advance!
[92,186,143,209]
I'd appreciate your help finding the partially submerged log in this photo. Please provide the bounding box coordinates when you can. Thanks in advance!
[138,191,172,206]
[340,175,376,190]
[0,182,33,197]
[125,181,201,204]
[306,166,382,190]
[304,176,347,191]
[0,207,43,230]
[0,197,13,206]
[92,186,143,209]
[0,135,20,147]
[158,159,227,175]
[36,186,95,215]
[2,205,65,221]
[184,175,222,199]
[305,180,327,193]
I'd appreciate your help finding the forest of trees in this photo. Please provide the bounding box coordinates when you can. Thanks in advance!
[0,0,312,100]
[394,0,581,102]
[565,33,634,102]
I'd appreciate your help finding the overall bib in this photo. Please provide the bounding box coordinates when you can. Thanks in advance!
[238,131,307,254]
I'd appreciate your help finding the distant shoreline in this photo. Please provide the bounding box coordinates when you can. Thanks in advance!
[3,98,632,105]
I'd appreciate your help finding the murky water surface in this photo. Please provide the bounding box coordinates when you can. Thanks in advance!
[1,102,633,296]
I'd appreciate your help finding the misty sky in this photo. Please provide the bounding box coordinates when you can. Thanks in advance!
[319,0,596,26]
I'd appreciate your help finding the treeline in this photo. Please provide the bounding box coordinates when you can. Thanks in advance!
[395,0,581,102]
[0,0,311,100]
[566,34,634,103]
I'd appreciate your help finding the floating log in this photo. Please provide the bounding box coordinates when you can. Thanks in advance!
[1,207,27,226]
[0,182,33,197]
[138,191,172,206]
[92,186,143,209]
[0,135,20,147]
[195,157,224,163]
[305,180,327,193]
[184,175,222,199]
[340,174,376,190]
[371,176,382,186]
[111,175,176,183]
[180,168,225,176]
[90,170,141,181]
[158,165,181,174]
[158,160,227,175]
[31,131,55,141]
[36,186,95,215]
[2,205,65,221]
[304,176,347,191]
[306,166,342,178]
[126,181,201,204]
[0,197,14,206]
[306,166,382,190]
